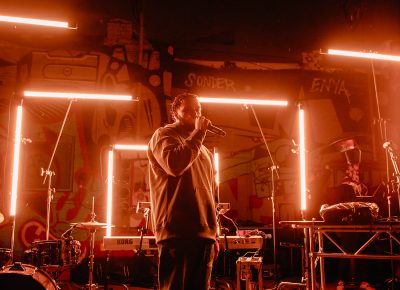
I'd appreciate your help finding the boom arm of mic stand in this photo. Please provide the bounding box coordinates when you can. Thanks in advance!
[42,99,75,184]
[41,98,75,240]
[249,105,280,179]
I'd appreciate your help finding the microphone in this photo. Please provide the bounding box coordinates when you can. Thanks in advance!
[21,138,32,144]
[291,139,299,154]
[208,123,226,137]
[383,141,394,152]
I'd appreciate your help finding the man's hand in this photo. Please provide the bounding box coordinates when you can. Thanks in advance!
[213,239,220,261]
[195,115,210,132]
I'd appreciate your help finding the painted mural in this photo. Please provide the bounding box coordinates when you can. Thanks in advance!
[0,42,385,273]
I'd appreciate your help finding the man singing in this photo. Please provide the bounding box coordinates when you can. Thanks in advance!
[147,93,219,290]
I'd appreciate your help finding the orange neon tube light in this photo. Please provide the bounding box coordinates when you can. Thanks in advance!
[106,144,148,236]
[10,106,23,216]
[299,108,307,211]
[328,49,400,62]
[0,15,73,29]
[198,97,288,106]
[214,151,219,185]
[114,144,148,151]
[24,91,133,101]
[106,150,114,237]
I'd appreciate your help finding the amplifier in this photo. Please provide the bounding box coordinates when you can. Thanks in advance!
[218,235,264,250]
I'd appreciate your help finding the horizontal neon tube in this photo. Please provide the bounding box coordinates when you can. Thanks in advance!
[0,15,71,29]
[24,91,133,101]
[114,144,148,151]
[328,49,400,62]
[198,97,288,106]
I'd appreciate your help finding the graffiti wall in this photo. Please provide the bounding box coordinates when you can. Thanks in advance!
[172,60,376,226]
[0,48,162,259]
[0,48,379,263]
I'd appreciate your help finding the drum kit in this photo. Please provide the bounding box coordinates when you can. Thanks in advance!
[0,198,109,290]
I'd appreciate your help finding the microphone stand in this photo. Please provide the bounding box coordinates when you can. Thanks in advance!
[370,60,396,289]
[384,143,400,216]
[137,208,150,253]
[249,104,280,286]
[42,99,75,240]
[370,60,395,220]
[42,168,55,240]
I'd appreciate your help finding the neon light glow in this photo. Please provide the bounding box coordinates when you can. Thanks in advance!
[328,49,400,62]
[24,91,133,101]
[0,15,72,29]
[107,144,148,236]
[114,144,148,151]
[299,108,307,211]
[198,97,288,106]
[214,152,219,185]
[10,106,22,216]
[106,150,114,236]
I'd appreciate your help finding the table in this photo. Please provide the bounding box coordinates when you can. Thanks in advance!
[280,220,400,290]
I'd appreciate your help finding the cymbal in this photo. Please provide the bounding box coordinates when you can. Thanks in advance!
[71,221,108,230]
[317,133,369,154]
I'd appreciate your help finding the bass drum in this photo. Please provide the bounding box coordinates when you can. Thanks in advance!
[0,262,58,290]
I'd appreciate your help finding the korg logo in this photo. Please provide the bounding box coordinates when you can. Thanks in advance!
[116,239,133,245]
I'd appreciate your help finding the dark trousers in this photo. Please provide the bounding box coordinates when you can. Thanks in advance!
[157,238,215,290]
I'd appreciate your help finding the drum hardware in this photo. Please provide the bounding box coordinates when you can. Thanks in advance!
[71,197,108,290]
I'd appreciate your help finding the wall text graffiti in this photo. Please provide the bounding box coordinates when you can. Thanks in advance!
[309,77,351,99]
[184,72,236,91]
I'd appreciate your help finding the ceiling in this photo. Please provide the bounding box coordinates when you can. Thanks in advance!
[0,0,400,62]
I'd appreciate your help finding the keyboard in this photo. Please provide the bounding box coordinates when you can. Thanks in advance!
[103,236,157,251]
[103,235,264,251]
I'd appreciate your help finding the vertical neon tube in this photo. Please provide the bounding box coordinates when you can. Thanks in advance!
[299,107,307,212]
[106,150,114,236]
[10,106,22,216]
[213,149,221,237]
[214,151,219,185]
